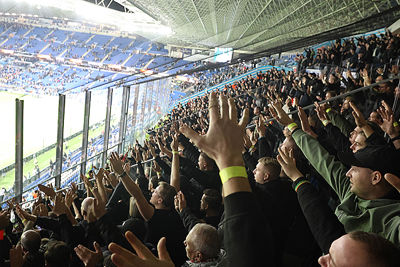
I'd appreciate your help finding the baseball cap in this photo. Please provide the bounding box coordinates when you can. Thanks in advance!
[338,145,400,177]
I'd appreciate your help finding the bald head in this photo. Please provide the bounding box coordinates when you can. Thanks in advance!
[81,197,95,222]
[21,230,41,252]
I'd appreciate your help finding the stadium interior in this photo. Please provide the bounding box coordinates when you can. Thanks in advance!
[1,0,400,266]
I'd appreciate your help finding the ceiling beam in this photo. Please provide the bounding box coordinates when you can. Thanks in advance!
[190,0,208,34]
[233,0,274,45]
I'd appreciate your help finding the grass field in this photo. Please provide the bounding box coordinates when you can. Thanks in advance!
[0,125,105,190]
[0,90,109,190]
[0,85,166,192]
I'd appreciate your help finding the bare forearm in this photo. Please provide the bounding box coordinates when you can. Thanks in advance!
[65,207,78,226]
[72,202,82,220]
[120,175,154,220]
[170,154,180,192]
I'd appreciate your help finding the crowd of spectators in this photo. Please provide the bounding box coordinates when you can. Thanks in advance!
[178,61,256,93]
[2,28,400,267]
[0,22,185,95]
[0,59,78,95]
[296,29,399,73]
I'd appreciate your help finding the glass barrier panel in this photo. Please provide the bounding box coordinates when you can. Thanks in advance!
[62,92,86,185]
[88,90,107,159]
[22,94,58,195]
[109,86,123,150]
[0,91,17,202]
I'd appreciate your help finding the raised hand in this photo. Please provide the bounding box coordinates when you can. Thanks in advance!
[108,231,173,267]
[104,169,119,188]
[15,203,36,223]
[276,147,303,181]
[65,189,77,209]
[314,102,329,122]
[110,152,125,176]
[81,173,93,198]
[256,115,266,137]
[180,92,249,169]
[9,245,23,267]
[243,132,252,151]
[74,242,103,267]
[170,134,179,152]
[38,203,48,217]
[90,187,106,220]
[384,173,400,193]
[149,143,157,158]
[298,106,318,139]
[152,162,161,173]
[269,99,294,127]
[0,210,10,229]
[38,184,56,199]
[350,102,373,137]
[94,168,108,203]
[51,193,67,217]
[377,101,399,138]
[174,191,187,213]
[349,102,367,127]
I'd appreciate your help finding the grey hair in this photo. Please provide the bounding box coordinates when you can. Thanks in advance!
[190,223,220,260]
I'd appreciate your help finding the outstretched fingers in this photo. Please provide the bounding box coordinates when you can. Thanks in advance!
[157,237,172,262]
[228,98,237,122]
[384,173,400,192]
[109,242,139,267]
[125,231,155,260]
[208,92,219,124]
[180,124,202,148]
[219,93,229,120]
[238,108,249,131]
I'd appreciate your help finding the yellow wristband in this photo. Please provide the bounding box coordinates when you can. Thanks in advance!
[219,166,248,184]
[287,122,298,131]
[172,151,179,155]
[22,219,28,224]
[322,120,330,126]
[393,122,399,127]
[326,108,332,113]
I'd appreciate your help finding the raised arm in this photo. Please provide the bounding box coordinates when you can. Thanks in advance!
[270,100,351,200]
[277,147,345,253]
[170,134,180,192]
[180,92,275,267]
[109,152,155,221]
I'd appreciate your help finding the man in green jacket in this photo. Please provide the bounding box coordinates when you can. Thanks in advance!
[270,102,400,245]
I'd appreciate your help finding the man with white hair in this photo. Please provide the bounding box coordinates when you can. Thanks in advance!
[183,223,226,267]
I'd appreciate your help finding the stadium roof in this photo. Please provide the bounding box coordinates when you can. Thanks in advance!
[2,0,400,56]
[117,0,400,54]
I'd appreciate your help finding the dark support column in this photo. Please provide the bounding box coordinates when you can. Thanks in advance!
[55,94,66,189]
[118,86,130,153]
[102,87,113,166]
[15,99,24,203]
[80,91,91,177]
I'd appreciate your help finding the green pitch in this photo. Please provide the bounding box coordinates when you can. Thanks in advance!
[0,90,109,191]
